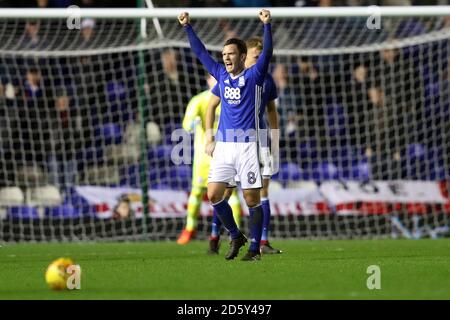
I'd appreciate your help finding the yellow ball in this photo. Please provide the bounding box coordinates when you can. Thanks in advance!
[45,258,74,290]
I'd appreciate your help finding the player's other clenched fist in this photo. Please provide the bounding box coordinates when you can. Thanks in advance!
[259,9,271,24]
[178,12,190,27]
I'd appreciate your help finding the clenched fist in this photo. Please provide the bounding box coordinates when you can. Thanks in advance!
[178,12,190,27]
[259,9,271,24]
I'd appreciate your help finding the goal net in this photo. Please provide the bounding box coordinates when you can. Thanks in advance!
[0,8,449,242]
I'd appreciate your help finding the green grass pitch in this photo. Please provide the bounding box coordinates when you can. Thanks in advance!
[1,239,450,299]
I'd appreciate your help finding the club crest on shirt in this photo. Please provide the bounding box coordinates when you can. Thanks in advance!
[238,76,245,87]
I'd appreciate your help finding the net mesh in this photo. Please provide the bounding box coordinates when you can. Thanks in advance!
[0,14,449,241]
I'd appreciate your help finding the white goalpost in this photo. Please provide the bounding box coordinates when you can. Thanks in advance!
[1,6,450,18]
[0,7,449,242]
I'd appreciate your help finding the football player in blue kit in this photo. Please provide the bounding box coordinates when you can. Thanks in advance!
[179,9,273,261]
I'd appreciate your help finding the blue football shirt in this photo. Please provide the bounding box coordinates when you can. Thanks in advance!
[211,72,278,137]
[184,23,273,143]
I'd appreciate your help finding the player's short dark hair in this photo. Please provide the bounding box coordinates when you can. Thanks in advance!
[27,66,40,74]
[246,37,263,51]
[223,38,247,55]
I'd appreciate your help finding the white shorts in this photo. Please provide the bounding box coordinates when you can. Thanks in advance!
[231,146,272,185]
[208,141,262,189]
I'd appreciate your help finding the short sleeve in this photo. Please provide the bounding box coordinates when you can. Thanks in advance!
[211,83,220,97]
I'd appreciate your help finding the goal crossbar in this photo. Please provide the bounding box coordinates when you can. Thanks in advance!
[0,6,450,19]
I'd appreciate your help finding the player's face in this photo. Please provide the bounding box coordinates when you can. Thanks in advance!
[222,44,246,75]
[245,47,262,68]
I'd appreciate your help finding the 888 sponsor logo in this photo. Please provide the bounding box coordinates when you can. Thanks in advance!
[224,86,241,104]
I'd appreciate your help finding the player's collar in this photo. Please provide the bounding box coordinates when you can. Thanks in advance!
[229,69,246,80]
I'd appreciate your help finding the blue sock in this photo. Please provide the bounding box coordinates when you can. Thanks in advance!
[211,208,222,238]
[249,204,263,252]
[261,199,271,241]
[212,199,239,239]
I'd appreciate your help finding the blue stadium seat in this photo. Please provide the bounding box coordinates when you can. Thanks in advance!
[428,166,446,181]
[424,83,441,119]
[425,82,441,100]
[151,183,171,190]
[330,145,352,159]
[298,140,318,167]
[426,147,446,180]
[272,162,302,185]
[168,165,192,190]
[7,206,40,219]
[325,104,347,138]
[63,187,96,217]
[312,162,340,181]
[100,122,122,145]
[426,147,442,164]
[406,143,428,179]
[157,143,174,159]
[351,160,372,181]
[147,145,157,160]
[170,165,192,180]
[331,145,356,172]
[149,176,188,190]
[106,81,130,122]
[148,145,174,180]
[148,144,173,161]
[424,82,450,121]
[174,180,191,190]
[106,81,126,102]
[149,166,168,184]
[45,205,82,219]
[278,147,288,163]
[395,19,426,38]
[407,143,426,161]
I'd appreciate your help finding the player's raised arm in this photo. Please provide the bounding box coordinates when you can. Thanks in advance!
[204,88,220,157]
[179,12,222,80]
[254,9,273,82]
